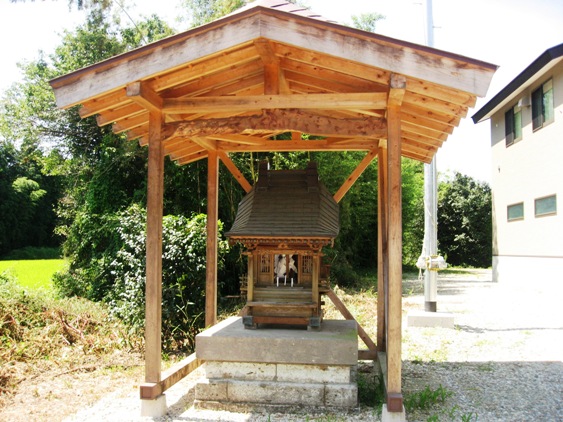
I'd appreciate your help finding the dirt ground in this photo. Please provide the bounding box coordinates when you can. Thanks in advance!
[1,268,562,421]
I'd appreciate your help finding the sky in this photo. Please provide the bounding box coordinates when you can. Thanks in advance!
[1,0,563,183]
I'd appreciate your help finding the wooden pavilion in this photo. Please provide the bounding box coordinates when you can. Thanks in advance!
[49,0,496,416]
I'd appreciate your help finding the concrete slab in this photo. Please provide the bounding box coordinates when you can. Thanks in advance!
[196,317,358,365]
[407,310,455,328]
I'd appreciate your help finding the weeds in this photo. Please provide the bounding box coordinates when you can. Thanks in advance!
[0,274,142,407]
[357,365,385,407]
[404,384,452,412]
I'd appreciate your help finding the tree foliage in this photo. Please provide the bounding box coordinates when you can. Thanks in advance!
[350,12,385,32]
[53,205,229,350]
[438,172,492,268]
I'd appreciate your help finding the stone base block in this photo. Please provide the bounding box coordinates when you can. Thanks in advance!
[196,378,358,407]
[195,317,359,409]
[205,361,352,383]
[381,404,407,422]
[140,394,167,417]
[407,310,455,328]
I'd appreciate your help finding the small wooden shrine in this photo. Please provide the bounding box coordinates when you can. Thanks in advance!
[226,161,338,329]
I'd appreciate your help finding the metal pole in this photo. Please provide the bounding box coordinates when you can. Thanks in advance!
[424,0,438,312]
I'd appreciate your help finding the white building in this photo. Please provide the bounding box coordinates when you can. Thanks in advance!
[473,43,563,283]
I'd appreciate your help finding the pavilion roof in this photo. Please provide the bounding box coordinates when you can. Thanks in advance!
[50,2,497,164]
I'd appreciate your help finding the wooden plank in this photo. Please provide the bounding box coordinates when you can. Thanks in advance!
[96,103,144,127]
[358,349,377,360]
[217,151,252,193]
[145,110,164,384]
[246,302,317,308]
[151,43,260,92]
[386,88,403,411]
[79,90,129,118]
[281,59,385,93]
[205,150,219,328]
[112,112,148,134]
[140,353,203,400]
[251,316,310,325]
[168,143,206,161]
[162,59,263,98]
[333,149,377,203]
[176,150,209,166]
[162,92,388,114]
[165,109,386,139]
[325,288,377,352]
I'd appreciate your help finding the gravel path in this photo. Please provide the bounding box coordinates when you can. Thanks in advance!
[63,269,563,421]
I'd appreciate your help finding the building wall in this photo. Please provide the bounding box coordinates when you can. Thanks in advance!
[490,61,563,281]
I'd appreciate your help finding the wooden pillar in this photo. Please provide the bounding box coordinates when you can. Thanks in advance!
[145,110,164,383]
[377,144,388,352]
[205,150,219,327]
[312,254,320,312]
[386,74,406,412]
[247,253,254,302]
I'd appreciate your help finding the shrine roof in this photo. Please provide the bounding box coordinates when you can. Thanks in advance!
[226,162,339,240]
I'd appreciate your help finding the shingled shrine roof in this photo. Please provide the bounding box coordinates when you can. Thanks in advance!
[226,162,339,244]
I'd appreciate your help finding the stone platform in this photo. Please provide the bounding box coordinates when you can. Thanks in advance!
[195,316,358,408]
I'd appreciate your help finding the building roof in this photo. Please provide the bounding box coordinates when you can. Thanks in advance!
[226,162,339,241]
[49,2,497,164]
[226,0,336,23]
[473,43,563,123]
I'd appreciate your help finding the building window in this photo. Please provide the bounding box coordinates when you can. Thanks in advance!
[535,194,557,217]
[505,104,522,146]
[507,202,524,221]
[532,79,554,130]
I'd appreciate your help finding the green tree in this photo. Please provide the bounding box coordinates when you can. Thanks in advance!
[350,12,385,32]
[438,172,492,267]
[181,0,246,27]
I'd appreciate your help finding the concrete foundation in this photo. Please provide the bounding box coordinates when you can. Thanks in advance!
[407,310,455,328]
[140,394,167,417]
[381,404,407,422]
[195,317,358,408]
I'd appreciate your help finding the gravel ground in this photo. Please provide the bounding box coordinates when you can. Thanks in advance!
[62,269,563,422]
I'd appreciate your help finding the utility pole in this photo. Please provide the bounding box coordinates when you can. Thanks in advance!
[423,0,438,312]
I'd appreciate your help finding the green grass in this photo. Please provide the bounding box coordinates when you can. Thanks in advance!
[0,259,66,290]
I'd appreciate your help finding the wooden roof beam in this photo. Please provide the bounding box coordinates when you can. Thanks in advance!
[162,92,387,114]
[254,39,290,95]
[127,82,163,114]
[163,109,386,139]
[388,74,406,107]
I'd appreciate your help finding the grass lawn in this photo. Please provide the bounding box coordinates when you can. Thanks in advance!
[0,259,66,290]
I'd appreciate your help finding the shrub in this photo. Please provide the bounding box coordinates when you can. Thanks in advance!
[54,204,229,351]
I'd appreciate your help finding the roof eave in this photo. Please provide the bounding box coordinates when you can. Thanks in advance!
[472,43,563,123]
